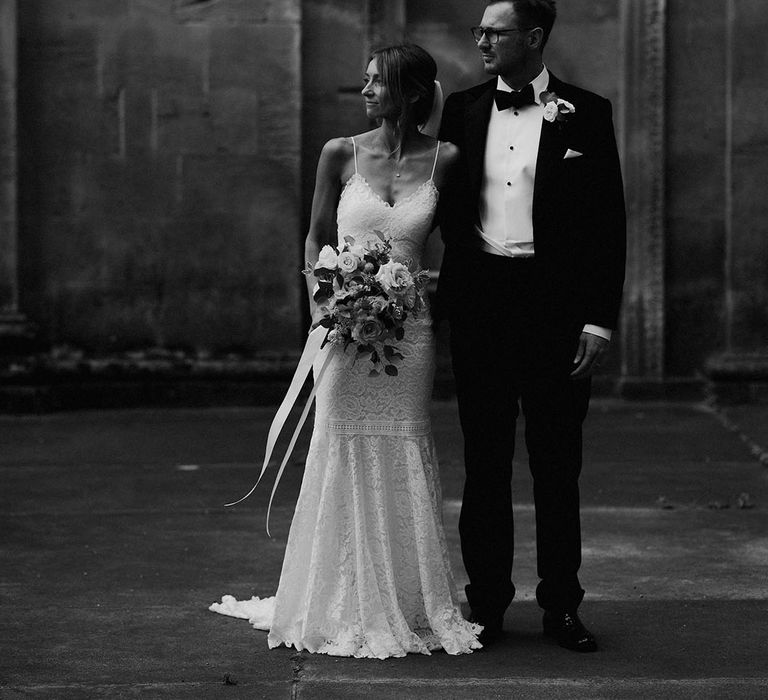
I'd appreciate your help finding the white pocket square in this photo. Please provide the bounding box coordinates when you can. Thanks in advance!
[564,148,583,159]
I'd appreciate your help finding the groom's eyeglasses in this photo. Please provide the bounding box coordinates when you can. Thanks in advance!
[470,26,531,44]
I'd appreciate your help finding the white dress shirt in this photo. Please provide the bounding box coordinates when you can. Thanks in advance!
[476,67,611,341]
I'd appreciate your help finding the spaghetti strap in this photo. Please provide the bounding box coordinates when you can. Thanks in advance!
[350,136,358,174]
[429,141,441,181]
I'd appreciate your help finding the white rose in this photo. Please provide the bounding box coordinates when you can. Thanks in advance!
[337,251,359,273]
[558,98,575,113]
[315,245,338,270]
[543,102,559,122]
[376,261,413,292]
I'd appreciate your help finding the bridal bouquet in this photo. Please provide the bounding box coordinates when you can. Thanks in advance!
[305,232,429,377]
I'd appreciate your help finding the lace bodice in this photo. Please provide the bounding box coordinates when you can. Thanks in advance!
[317,136,441,435]
[336,138,439,266]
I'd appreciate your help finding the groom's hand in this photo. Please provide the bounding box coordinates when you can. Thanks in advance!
[571,332,609,379]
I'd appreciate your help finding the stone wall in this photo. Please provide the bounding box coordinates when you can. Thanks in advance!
[10,0,768,384]
[17,0,302,354]
[666,0,768,374]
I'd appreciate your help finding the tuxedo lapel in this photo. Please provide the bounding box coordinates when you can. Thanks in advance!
[465,81,496,196]
[533,73,568,224]
[533,119,566,195]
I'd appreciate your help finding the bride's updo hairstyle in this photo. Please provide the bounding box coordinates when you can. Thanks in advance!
[369,44,437,130]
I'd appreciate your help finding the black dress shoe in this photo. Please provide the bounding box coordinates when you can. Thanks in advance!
[542,611,597,652]
[469,612,504,646]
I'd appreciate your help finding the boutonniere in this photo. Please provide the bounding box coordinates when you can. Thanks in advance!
[540,91,575,125]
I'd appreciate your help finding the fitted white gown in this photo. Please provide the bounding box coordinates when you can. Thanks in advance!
[210,139,481,658]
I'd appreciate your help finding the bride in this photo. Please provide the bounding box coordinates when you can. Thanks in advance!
[210,44,481,658]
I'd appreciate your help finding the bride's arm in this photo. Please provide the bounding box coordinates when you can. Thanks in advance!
[304,138,349,323]
[431,141,461,232]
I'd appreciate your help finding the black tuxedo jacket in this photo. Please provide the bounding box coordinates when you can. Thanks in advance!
[437,73,626,332]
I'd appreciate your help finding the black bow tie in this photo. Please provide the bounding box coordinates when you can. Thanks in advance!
[494,84,536,111]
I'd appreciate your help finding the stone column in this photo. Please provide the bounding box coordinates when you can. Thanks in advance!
[0,0,32,350]
[618,0,667,390]
[0,0,16,297]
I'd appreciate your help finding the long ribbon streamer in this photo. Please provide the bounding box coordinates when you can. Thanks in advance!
[262,349,332,536]
[225,326,332,535]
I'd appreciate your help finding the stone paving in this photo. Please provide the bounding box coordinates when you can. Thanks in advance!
[1,399,768,698]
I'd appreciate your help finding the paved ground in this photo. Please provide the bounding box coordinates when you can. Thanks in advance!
[1,399,767,698]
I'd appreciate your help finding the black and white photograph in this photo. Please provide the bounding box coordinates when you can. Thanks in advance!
[1,0,767,697]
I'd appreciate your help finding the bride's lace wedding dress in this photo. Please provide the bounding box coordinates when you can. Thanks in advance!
[210,138,481,658]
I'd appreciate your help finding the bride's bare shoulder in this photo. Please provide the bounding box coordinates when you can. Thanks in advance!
[320,136,354,161]
[320,130,380,160]
[316,137,357,181]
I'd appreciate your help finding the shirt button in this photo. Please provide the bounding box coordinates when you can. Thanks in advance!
[506,181,511,186]
[513,111,519,116]
[509,145,515,150]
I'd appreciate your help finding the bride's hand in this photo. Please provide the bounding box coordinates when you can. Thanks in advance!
[309,305,326,332]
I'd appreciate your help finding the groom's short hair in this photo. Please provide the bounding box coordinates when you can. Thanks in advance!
[487,0,557,49]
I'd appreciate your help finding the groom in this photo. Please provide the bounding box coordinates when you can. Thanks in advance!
[438,0,626,651]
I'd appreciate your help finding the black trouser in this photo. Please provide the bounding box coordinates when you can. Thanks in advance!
[448,249,590,617]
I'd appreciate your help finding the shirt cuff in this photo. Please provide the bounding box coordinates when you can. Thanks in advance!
[583,324,612,342]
